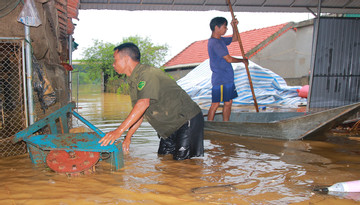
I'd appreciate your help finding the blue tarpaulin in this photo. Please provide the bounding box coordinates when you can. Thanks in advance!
[177,59,307,109]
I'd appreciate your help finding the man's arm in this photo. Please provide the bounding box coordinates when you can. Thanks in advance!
[99,98,150,146]
[227,19,248,65]
[223,55,249,65]
[231,18,239,42]
[122,116,143,153]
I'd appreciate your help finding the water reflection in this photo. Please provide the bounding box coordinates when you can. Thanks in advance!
[0,84,359,204]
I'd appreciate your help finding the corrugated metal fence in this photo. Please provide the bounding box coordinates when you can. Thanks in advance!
[309,17,360,108]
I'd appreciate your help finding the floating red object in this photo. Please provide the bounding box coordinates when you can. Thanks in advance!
[297,85,309,98]
[46,150,100,174]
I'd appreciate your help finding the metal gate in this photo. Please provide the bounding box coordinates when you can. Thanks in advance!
[309,17,360,108]
[0,38,27,157]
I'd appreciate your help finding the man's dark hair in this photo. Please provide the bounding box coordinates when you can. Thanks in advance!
[114,42,141,62]
[210,17,228,31]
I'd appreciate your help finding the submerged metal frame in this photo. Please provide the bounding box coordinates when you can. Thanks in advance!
[12,102,124,171]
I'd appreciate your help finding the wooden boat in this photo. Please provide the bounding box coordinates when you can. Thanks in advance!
[204,102,360,140]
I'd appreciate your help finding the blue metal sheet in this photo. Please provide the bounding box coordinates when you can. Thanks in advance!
[25,133,112,152]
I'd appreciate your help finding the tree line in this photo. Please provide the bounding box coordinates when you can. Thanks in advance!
[72,36,169,94]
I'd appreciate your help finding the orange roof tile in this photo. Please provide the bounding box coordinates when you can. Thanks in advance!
[164,23,291,68]
[55,0,79,37]
[68,0,80,19]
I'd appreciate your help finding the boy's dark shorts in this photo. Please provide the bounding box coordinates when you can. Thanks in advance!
[158,112,204,160]
[212,83,238,103]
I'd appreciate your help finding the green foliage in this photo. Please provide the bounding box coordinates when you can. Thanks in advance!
[122,36,169,67]
[71,65,101,85]
[105,76,129,94]
[80,36,169,93]
[116,83,130,95]
[82,40,116,81]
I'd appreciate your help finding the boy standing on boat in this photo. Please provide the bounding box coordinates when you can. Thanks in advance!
[99,43,204,161]
[207,17,248,121]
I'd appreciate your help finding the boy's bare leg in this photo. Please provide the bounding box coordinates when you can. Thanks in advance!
[223,100,232,121]
[207,102,219,121]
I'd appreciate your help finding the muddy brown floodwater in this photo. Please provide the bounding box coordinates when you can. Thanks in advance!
[1,84,359,204]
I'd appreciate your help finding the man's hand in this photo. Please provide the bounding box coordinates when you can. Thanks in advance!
[98,98,149,147]
[231,18,239,28]
[122,138,131,154]
[98,129,122,146]
[243,58,249,66]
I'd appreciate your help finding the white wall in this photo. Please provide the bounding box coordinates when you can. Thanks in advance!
[294,25,313,78]
[251,21,313,85]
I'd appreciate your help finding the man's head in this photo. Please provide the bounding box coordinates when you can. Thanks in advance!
[210,17,228,31]
[114,42,141,62]
[113,42,141,76]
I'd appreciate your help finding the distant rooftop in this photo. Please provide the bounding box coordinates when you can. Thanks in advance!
[164,23,293,69]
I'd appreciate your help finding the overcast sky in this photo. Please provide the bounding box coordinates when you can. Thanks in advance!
[72,10,312,62]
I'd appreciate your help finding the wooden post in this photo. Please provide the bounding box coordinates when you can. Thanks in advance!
[226,0,259,112]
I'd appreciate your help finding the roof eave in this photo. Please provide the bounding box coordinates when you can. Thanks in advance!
[79,2,360,14]
[164,63,201,70]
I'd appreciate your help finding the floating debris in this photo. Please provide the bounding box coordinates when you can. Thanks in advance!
[191,179,260,194]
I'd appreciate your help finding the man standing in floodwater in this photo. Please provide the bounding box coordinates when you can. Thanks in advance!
[99,42,204,160]
[207,17,248,121]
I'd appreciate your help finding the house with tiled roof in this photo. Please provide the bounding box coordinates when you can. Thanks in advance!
[164,19,314,86]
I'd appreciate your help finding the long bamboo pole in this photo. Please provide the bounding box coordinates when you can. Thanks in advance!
[226,0,259,112]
